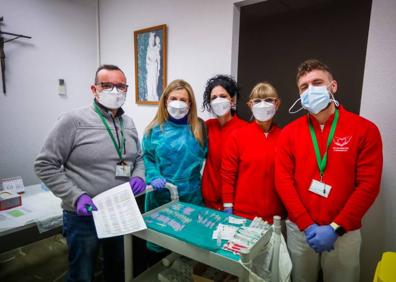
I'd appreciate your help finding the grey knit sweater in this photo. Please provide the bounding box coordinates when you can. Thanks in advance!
[34,102,145,212]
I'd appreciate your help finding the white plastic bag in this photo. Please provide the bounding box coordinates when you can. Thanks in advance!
[242,228,292,282]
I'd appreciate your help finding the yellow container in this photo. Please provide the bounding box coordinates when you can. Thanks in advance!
[374,252,396,282]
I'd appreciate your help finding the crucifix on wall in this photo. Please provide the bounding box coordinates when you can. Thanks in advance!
[0,17,32,94]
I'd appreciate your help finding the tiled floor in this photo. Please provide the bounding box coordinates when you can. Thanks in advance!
[0,234,164,282]
[0,235,69,281]
[0,235,104,282]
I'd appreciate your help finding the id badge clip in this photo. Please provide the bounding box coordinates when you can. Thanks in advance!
[115,160,131,177]
[309,176,332,198]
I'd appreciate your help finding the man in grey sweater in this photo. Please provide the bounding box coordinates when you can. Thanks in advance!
[34,64,145,282]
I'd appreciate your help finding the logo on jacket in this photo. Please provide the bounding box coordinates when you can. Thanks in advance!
[333,136,352,152]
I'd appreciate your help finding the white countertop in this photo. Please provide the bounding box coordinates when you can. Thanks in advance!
[0,184,62,236]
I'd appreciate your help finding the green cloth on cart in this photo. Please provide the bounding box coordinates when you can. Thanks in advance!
[144,202,248,259]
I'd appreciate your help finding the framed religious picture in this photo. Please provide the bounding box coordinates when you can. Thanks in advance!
[134,24,167,105]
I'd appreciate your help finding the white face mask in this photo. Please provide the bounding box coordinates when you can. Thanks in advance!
[167,100,189,119]
[97,88,126,110]
[252,101,276,122]
[210,97,231,117]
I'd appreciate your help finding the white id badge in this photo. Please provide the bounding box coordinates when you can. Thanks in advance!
[309,179,332,198]
[115,164,131,177]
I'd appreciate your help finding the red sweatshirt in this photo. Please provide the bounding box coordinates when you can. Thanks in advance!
[275,106,383,231]
[221,122,286,222]
[202,116,247,210]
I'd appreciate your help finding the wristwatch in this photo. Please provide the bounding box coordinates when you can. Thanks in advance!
[330,222,346,236]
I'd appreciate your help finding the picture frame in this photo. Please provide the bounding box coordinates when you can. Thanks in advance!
[134,24,167,105]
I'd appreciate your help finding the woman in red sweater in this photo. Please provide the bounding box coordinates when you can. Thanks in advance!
[201,75,247,210]
[221,82,285,222]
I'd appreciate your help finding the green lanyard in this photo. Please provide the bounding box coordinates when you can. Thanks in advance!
[308,108,339,180]
[93,103,125,160]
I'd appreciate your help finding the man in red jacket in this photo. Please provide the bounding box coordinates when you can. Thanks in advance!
[276,59,383,282]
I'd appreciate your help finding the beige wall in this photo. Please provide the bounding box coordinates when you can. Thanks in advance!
[360,0,396,280]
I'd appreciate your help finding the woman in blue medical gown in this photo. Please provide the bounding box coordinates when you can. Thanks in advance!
[143,79,207,217]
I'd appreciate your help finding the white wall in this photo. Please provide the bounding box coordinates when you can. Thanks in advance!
[360,0,396,280]
[0,0,98,185]
[98,0,238,137]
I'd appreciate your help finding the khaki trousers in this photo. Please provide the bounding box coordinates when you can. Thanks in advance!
[286,220,361,282]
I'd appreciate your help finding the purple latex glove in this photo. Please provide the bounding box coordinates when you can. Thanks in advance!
[76,194,98,216]
[304,223,319,240]
[307,225,338,253]
[151,177,166,190]
[129,176,146,195]
[224,207,233,214]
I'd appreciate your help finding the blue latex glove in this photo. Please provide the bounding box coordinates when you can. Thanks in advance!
[76,194,98,216]
[224,207,233,214]
[304,223,319,240]
[151,177,166,190]
[129,176,146,195]
[307,225,338,253]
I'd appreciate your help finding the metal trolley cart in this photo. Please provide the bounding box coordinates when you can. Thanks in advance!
[124,183,284,282]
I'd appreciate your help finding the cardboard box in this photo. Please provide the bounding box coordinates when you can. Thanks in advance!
[192,263,238,282]
[0,191,22,211]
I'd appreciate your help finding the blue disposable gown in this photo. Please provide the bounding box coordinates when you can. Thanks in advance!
[143,121,207,212]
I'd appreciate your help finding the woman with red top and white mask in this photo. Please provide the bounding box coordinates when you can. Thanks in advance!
[201,75,247,211]
[221,82,286,221]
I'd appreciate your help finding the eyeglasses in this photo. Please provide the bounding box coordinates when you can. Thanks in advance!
[96,82,128,92]
[251,97,277,104]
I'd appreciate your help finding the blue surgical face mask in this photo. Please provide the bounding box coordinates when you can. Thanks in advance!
[289,84,338,114]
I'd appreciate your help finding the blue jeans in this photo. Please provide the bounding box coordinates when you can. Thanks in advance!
[63,211,124,282]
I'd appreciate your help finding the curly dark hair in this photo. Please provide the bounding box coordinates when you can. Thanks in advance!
[202,74,239,113]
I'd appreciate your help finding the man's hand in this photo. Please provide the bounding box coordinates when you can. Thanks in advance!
[307,225,338,253]
[76,194,98,216]
[304,223,319,240]
[129,177,146,195]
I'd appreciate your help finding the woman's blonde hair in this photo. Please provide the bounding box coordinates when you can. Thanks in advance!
[249,82,279,100]
[145,79,205,146]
